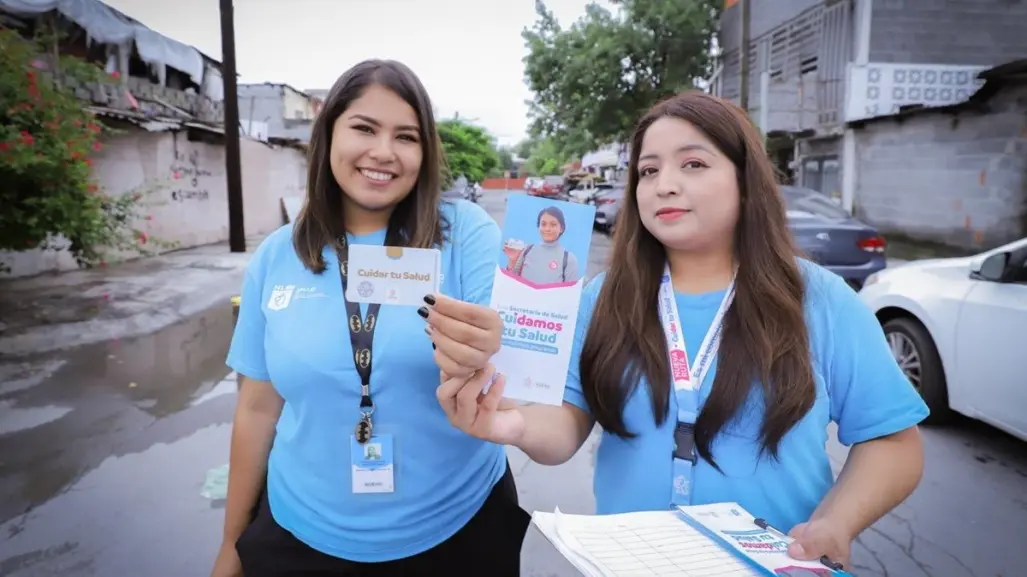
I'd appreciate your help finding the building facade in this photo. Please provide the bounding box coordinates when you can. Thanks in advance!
[715,0,1027,231]
[238,83,320,144]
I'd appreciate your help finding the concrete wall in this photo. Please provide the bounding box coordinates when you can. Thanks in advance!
[719,0,853,133]
[754,72,821,134]
[720,0,824,52]
[282,87,315,121]
[239,84,316,141]
[239,84,285,138]
[868,0,1027,66]
[853,81,1027,250]
[1,130,307,278]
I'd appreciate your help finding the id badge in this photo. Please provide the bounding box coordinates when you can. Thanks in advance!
[350,434,395,494]
[671,457,694,504]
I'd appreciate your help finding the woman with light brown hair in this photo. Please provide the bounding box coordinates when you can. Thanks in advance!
[438,91,928,571]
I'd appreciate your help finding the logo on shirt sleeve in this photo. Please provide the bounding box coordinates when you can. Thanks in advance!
[267,285,296,311]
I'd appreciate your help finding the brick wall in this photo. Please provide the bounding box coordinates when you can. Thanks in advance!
[869,0,1027,65]
[853,81,1027,250]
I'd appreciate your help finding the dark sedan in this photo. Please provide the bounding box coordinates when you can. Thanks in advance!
[781,185,887,290]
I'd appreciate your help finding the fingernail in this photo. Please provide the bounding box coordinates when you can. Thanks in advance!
[423,325,432,336]
[432,343,436,350]
[417,306,429,319]
[423,294,436,306]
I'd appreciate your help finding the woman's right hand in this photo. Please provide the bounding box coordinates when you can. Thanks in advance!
[210,542,243,577]
[437,364,525,445]
[502,246,523,262]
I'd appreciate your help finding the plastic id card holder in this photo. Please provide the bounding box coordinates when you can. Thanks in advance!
[350,434,394,494]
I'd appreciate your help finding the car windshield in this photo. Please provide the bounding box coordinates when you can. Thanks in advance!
[781,186,850,220]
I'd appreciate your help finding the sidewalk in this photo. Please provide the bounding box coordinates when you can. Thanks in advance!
[0,235,265,357]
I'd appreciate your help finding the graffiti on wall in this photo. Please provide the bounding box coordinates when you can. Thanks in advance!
[169,147,214,202]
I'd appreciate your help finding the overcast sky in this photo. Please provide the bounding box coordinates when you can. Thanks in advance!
[103,0,612,146]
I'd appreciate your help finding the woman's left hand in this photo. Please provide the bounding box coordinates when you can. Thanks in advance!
[419,294,502,378]
[787,518,853,571]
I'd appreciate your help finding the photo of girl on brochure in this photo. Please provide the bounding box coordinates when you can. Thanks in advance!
[500,200,592,289]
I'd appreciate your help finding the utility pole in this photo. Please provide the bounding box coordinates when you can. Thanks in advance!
[220,0,246,252]
[738,0,751,112]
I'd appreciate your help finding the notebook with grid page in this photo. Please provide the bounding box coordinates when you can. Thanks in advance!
[531,503,855,577]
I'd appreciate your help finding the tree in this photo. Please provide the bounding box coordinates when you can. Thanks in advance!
[437,118,500,187]
[0,26,159,272]
[514,139,535,160]
[495,145,516,175]
[521,136,569,176]
[522,0,720,156]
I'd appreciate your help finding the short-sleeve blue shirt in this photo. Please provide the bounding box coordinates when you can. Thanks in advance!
[563,261,929,532]
[227,199,505,562]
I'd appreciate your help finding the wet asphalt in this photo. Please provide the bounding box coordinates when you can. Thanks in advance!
[1,190,1025,577]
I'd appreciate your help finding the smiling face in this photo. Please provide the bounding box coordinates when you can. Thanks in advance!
[539,212,563,242]
[635,116,741,252]
[330,84,423,221]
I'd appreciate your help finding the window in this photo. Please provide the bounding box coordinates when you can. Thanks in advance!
[1011,255,1027,284]
[800,155,841,200]
[781,186,850,220]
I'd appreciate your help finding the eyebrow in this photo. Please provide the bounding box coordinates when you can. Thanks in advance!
[639,144,714,162]
[349,114,420,133]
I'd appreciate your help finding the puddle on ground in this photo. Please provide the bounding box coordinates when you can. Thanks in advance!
[0,302,238,525]
[0,422,231,577]
[190,374,237,408]
[0,360,67,396]
[0,401,74,436]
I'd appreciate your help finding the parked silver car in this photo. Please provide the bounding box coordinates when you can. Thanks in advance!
[593,185,625,233]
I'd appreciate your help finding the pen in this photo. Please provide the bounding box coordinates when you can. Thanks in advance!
[753,517,845,572]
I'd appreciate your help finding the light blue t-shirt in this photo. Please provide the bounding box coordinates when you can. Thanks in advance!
[227,199,506,562]
[563,261,929,532]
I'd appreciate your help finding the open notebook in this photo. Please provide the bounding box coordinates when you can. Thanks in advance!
[532,503,854,577]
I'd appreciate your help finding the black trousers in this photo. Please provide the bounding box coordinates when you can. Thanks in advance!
[236,461,530,577]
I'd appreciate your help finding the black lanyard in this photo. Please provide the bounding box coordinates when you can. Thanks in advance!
[336,229,400,444]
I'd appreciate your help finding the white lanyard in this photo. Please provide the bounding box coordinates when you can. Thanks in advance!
[656,264,735,393]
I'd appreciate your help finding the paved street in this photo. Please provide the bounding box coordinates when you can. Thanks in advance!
[0,189,1024,577]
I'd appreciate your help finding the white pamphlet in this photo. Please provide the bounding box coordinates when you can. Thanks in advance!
[488,195,596,405]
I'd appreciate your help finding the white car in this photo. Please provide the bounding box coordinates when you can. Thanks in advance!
[858,237,1027,441]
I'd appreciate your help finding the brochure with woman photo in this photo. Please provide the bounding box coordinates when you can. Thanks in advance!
[488,194,596,405]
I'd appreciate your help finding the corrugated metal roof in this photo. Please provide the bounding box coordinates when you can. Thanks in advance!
[87,106,223,135]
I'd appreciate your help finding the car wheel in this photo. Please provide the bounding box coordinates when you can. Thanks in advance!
[882,316,950,424]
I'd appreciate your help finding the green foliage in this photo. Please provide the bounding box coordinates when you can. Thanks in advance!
[0,26,163,271]
[495,145,516,175]
[523,0,721,156]
[437,118,501,187]
[521,136,569,176]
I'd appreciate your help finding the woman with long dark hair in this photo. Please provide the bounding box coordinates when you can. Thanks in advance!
[212,60,529,577]
[437,91,928,571]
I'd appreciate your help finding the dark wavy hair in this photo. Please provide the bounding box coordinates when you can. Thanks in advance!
[293,59,448,273]
[579,91,813,467]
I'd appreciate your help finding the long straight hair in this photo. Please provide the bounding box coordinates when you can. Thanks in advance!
[293,59,448,273]
[579,91,814,467]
